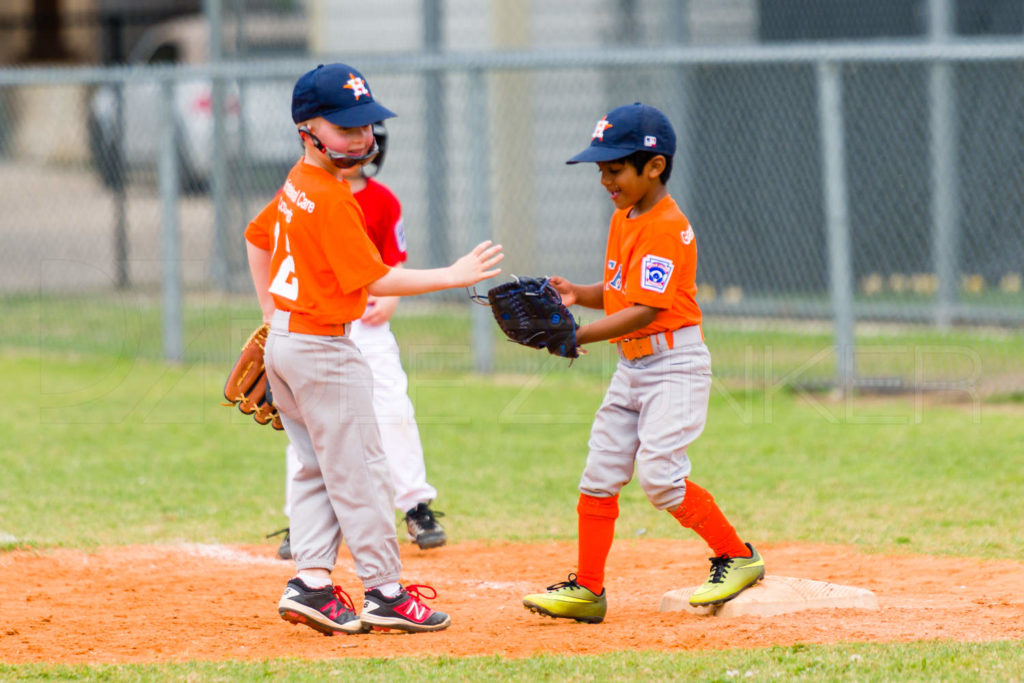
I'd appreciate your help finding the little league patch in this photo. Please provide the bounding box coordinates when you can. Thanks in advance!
[641,255,674,293]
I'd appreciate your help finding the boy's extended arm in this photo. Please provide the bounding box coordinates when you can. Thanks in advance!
[549,277,604,309]
[367,241,503,296]
[246,242,276,323]
[576,304,659,345]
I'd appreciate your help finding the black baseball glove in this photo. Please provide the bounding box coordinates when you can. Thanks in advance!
[474,276,580,358]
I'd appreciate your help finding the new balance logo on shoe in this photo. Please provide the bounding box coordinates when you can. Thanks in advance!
[360,584,451,633]
[278,578,365,636]
[322,598,349,621]
[396,598,429,623]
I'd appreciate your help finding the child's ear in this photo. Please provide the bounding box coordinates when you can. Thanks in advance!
[646,155,666,178]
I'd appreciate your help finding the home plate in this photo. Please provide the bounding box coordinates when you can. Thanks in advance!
[659,575,879,618]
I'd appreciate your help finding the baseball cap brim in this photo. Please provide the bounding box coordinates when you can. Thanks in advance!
[322,100,397,128]
[566,145,639,164]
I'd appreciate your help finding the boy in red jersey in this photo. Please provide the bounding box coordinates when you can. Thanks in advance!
[245,63,502,636]
[522,103,764,624]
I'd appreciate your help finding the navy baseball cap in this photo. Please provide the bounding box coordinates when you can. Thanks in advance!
[291,63,396,127]
[567,102,676,164]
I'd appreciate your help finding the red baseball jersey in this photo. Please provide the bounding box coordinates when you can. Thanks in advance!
[245,160,390,334]
[603,194,701,342]
[355,178,407,267]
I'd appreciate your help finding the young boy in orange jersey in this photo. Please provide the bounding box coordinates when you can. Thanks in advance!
[273,122,447,562]
[245,63,502,636]
[522,102,764,624]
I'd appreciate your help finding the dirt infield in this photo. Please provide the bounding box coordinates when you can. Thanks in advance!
[2,539,1023,664]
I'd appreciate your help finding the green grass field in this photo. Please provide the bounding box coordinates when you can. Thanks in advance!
[2,344,1023,680]
[4,353,1023,556]
[3,292,1024,680]
[5,292,1024,393]
[2,641,1023,682]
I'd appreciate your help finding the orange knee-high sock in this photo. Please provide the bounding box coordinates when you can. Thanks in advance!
[576,493,619,595]
[670,480,749,559]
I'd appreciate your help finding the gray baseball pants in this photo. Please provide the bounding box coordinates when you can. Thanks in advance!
[264,310,402,588]
[580,340,713,511]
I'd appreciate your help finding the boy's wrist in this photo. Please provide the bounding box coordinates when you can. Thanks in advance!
[575,325,591,346]
[443,266,457,289]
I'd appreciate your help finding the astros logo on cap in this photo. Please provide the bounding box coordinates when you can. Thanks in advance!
[591,116,613,141]
[344,74,370,100]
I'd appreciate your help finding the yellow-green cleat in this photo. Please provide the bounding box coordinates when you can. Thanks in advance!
[689,543,765,607]
[523,573,607,624]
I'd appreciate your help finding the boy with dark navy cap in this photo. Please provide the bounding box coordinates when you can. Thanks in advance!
[245,63,503,635]
[522,102,764,623]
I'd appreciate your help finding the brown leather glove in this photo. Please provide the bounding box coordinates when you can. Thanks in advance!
[222,323,283,430]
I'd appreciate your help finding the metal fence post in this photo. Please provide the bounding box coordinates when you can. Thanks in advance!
[159,77,184,363]
[112,81,129,290]
[423,0,451,271]
[468,68,494,374]
[206,0,232,291]
[929,0,958,330]
[817,60,855,395]
[669,0,695,212]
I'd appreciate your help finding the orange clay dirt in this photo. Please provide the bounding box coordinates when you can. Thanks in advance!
[2,539,1023,664]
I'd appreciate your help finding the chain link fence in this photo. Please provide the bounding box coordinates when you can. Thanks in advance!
[2,33,1022,396]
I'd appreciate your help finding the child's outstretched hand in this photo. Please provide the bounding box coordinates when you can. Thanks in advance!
[450,240,503,287]
[547,276,577,307]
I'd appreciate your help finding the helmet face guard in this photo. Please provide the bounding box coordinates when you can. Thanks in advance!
[298,126,380,169]
[361,122,388,177]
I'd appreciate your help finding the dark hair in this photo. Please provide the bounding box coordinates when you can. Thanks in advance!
[622,150,673,184]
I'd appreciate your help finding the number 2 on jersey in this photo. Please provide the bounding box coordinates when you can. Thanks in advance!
[269,221,299,301]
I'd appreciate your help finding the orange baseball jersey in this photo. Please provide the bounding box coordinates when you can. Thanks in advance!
[245,160,390,334]
[355,178,407,267]
[603,194,701,342]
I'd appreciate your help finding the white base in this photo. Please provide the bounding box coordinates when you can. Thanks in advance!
[659,575,879,618]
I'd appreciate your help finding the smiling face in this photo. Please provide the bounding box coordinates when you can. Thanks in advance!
[317,119,373,154]
[302,117,375,174]
[596,154,667,216]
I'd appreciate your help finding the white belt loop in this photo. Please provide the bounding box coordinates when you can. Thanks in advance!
[651,326,701,353]
[671,325,702,348]
[270,309,291,332]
